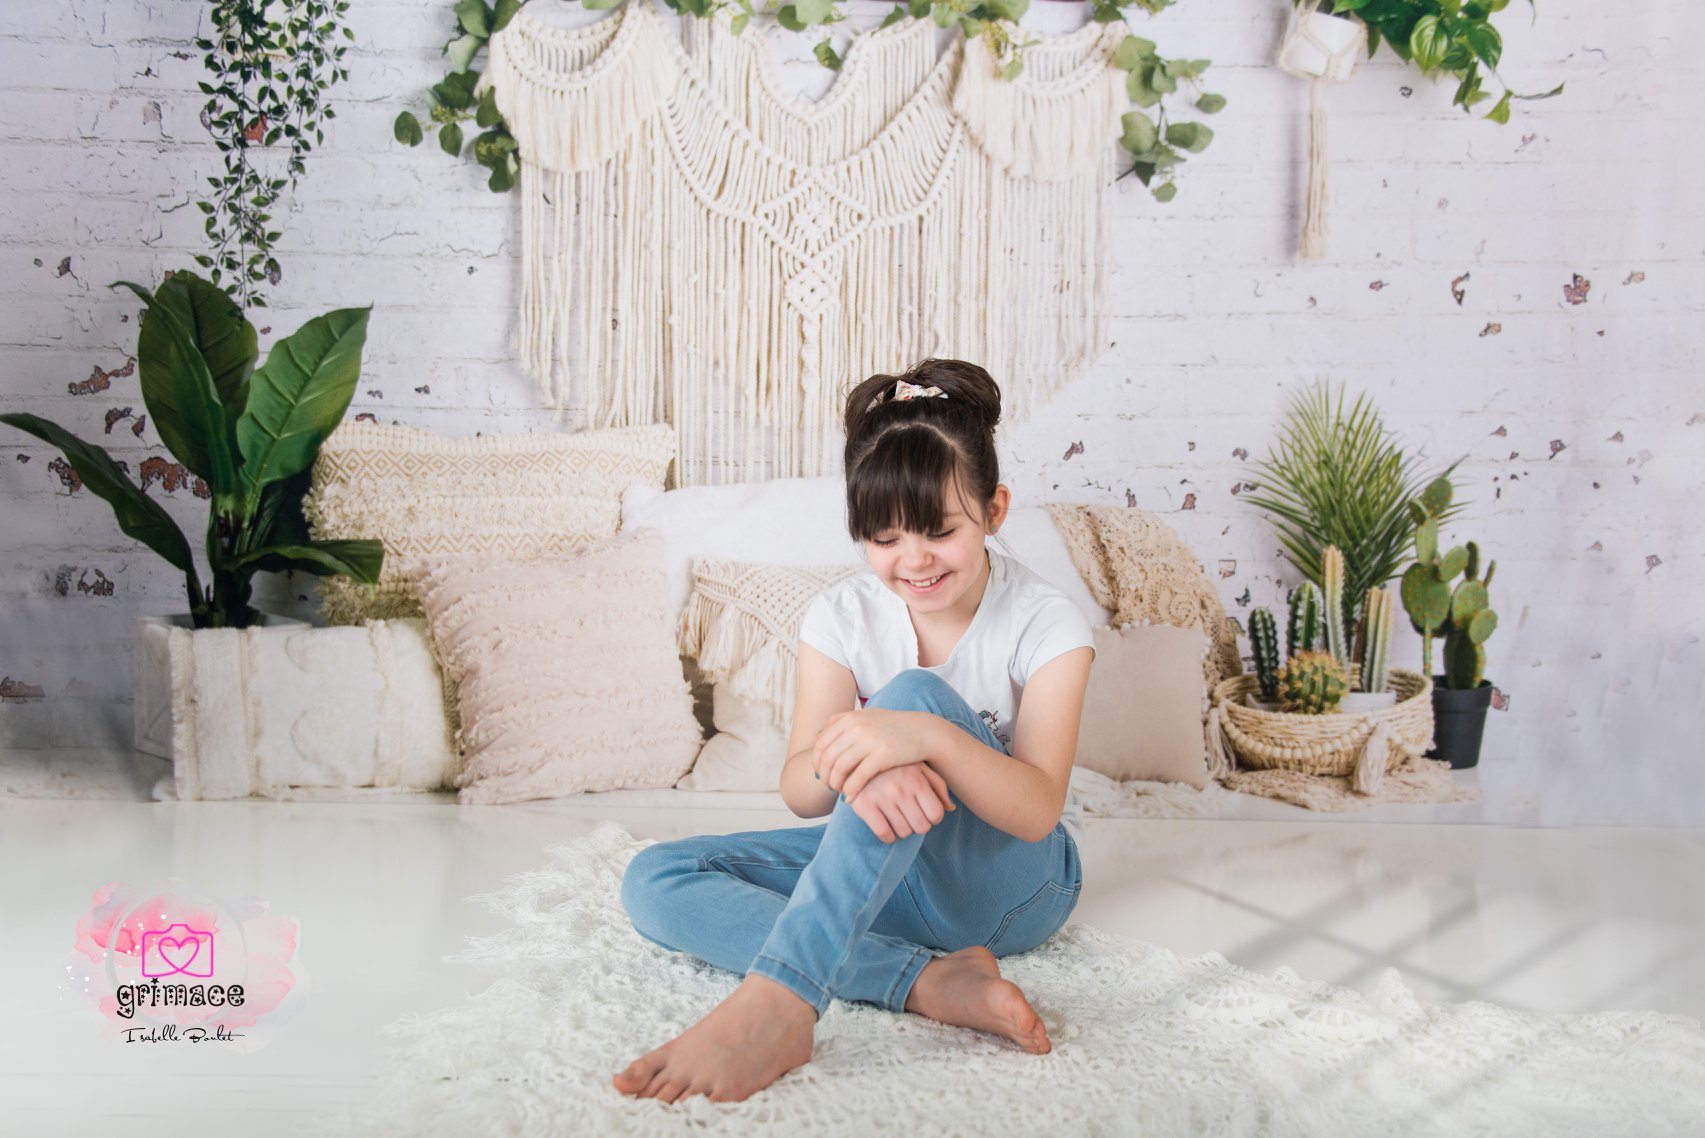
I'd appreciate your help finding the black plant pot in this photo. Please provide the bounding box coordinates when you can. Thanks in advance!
[1427,678,1493,769]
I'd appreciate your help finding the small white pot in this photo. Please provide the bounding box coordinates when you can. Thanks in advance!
[133,612,310,760]
[1338,690,1398,715]
[1278,11,1366,83]
[1245,693,1287,713]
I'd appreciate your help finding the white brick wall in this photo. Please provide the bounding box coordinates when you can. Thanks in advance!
[2,1,1701,819]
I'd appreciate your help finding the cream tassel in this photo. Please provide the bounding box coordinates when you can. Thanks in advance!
[1352,719,1389,796]
[1300,79,1328,260]
[1205,704,1234,779]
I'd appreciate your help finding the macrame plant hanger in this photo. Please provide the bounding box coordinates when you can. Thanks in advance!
[1276,0,1367,259]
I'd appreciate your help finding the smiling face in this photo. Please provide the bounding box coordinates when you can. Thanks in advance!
[862,477,1010,621]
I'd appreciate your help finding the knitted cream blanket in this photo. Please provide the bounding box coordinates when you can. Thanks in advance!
[315,824,1705,1137]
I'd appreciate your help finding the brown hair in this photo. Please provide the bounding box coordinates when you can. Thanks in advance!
[842,358,1002,542]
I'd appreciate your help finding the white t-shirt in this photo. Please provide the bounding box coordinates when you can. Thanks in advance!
[797,550,1094,753]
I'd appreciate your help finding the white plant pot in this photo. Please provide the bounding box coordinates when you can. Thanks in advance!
[1279,11,1366,83]
[1339,690,1398,715]
[133,612,310,760]
[1245,693,1286,713]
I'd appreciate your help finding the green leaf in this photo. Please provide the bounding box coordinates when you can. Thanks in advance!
[1119,111,1158,155]
[475,86,501,128]
[1148,62,1177,94]
[1410,15,1450,72]
[150,270,258,427]
[1331,0,1373,11]
[228,538,384,583]
[0,412,196,575]
[440,120,464,156]
[235,306,372,510]
[1002,57,1023,81]
[1462,20,1501,68]
[445,32,482,72]
[491,0,523,32]
[1165,121,1213,152]
[777,4,806,31]
[487,155,516,192]
[1485,90,1512,123]
[113,280,238,498]
[393,111,424,145]
[433,69,480,109]
[1152,181,1177,203]
[794,0,833,23]
[454,0,492,37]
[1195,92,1227,113]
[1126,70,1160,107]
[732,10,753,31]
[813,39,842,70]
[583,0,622,10]
[1114,34,1156,70]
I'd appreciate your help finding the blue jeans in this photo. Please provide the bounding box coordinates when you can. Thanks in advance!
[620,669,1083,1017]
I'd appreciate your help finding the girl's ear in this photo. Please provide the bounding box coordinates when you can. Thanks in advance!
[987,484,1012,534]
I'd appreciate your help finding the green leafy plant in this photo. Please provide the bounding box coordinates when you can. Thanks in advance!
[1400,476,1499,688]
[197,0,353,308]
[1245,380,1461,650]
[1309,0,1561,122]
[0,271,382,628]
[396,0,1222,200]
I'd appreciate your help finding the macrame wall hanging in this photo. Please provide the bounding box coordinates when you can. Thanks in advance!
[485,3,1125,485]
[1276,0,1365,260]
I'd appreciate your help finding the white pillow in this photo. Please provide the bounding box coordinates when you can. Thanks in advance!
[676,686,791,792]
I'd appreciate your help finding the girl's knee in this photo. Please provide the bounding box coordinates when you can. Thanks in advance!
[867,668,957,713]
[619,841,692,927]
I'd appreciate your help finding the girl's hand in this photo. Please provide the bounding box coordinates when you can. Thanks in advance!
[846,764,956,844]
[813,708,935,801]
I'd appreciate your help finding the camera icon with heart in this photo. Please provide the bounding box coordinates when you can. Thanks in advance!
[140,922,215,978]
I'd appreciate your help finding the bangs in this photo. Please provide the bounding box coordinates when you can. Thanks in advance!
[845,425,965,541]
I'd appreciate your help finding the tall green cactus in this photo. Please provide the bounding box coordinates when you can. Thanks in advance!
[1249,607,1281,700]
[1360,587,1392,693]
[1321,545,1349,671]
[1400,477,1500,689]
[1286,580,1321,660]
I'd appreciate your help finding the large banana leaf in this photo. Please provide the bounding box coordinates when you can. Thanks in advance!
[151,270,258,428]
[1,412,197,577]
[227,538,384,582]
[114,280,238,499]
[235,306,371,510]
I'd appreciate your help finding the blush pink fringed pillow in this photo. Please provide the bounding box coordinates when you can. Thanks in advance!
[412,529,703,804]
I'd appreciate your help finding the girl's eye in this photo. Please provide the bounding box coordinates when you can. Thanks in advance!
[930,529,956,540]
[873,538,898,547]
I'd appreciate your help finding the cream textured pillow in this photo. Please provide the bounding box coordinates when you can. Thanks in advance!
[1075,623,1211,788]
[677,558,863,728]
[675,685,792,792]
[412,529,703,805]
[306,421,676,623]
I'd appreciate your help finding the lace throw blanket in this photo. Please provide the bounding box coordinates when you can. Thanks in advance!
[314,825,1705,1138]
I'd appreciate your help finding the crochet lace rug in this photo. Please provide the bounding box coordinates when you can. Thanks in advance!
[314,824,1705,1138]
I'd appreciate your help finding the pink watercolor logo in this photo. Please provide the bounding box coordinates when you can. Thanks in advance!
[66,879,309,1053]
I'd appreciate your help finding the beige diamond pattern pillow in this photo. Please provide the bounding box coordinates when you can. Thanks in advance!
[305,421,675,623]
[412,529,703,805]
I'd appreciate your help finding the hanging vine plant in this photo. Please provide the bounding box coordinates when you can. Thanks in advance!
[196,0,354,308]
[393,0,1224,202]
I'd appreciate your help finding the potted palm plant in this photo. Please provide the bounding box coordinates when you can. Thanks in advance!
[1244,379,1460,671]
[1,269,383,757]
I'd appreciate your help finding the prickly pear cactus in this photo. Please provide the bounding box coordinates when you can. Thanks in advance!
[1277,650,1348,714]
[1249,607,1281,700]
[1400,477,1499,689]
[1286,580,1322,660]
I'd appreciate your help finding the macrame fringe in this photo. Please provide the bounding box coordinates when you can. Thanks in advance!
[678,592,798,728]
[1205,704,1234,779]
[952,22,1126,183]
[1352,719,1389,796]
[1300,79,1328,260]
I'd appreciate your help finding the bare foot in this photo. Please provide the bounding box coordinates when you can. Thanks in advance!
[904,946,1051,1054]
[611,973,816,1103]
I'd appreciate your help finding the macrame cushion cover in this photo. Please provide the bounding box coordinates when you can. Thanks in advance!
[411,528,703,805]
[1074,623,1212,789]
[304,420,677,624]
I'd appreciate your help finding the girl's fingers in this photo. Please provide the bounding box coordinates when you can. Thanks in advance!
[883,798,914,840]
[917,785,945,826]
[897,793,933,836]
[920,764,955,811]
[851,797,895,843]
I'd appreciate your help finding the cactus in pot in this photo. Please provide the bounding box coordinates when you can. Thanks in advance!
[1277,650,1348,714]
[1249,607,1281,701]
[1359,586,1393,694]
[1321,545,1351,672]
[1286,580,1322,660]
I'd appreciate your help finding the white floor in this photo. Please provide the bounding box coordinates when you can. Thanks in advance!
[3,766,1703,1137]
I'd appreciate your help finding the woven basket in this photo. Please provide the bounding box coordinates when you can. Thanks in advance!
[1207,668,1435,795]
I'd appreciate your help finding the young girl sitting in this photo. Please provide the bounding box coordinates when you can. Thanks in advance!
[612,358,1095,1104]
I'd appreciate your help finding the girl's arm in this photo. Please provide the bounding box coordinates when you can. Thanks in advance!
[778,643,860,818]
[831,646,1093,843]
